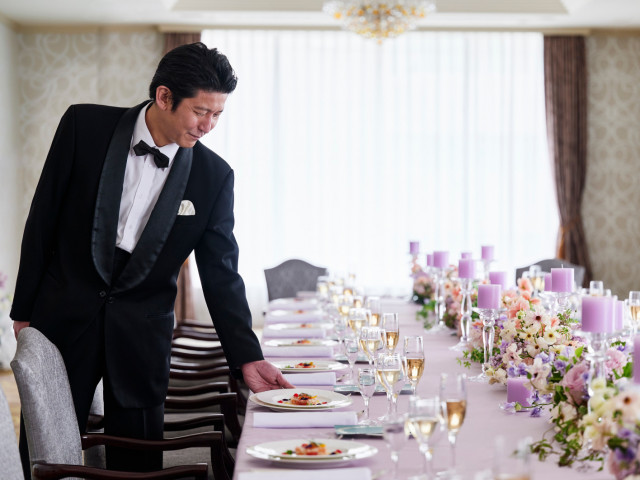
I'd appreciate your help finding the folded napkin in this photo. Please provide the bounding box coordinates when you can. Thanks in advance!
[262,325,327,338]
[253,411,357,428]
[261,345,334,358]
[283,372,337,385]
[238,468,371,480]
[264,309,325,323]
[268,298,319,311]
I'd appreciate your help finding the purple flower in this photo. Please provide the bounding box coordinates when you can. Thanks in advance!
[537,352,551,364]
[530,406,542,417]
[554,359,567,374]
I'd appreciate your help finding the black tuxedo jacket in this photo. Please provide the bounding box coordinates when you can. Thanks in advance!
[10,102,263,408]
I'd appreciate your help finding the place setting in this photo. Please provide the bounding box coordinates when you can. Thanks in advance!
[249,388,353,412]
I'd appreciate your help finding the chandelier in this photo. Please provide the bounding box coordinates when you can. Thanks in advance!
[323,1,436,42]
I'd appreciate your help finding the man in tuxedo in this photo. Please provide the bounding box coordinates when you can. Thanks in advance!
[11,42,292,475]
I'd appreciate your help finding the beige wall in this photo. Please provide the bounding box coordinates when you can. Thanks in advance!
[0,20,20,292]
[584,35,640,297]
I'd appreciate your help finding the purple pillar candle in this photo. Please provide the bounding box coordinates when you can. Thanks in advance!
[426,253,434,267]
[409,241,420,255]
[507,377,532,407]
[477,284,501,309]
[551,268,574,293]
[634,336,640,384]
[481,245,494,261]
[461,251,472,259]
[458,258,475,279]
[489,271,508,290]
[433,251,449,269]
[614,299,624,332]
[543,273,552,292]
[581,296,614,333]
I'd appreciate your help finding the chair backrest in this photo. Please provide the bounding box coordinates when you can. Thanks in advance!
[10,327,83,470]
[0,384,24,480]
[264,259,327,301]
[515,258,586,289]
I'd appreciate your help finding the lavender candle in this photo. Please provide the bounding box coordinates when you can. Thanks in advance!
[489,271,508,290]
[543,273,552,292]
[458,258,475,279]
[477,284,501,309]
[551,268,574,293]
[581,296,614,333]
[481,245,494,261]
[426,253,434,267]
[461,251,472,259]
[433,251,449,269]
[409,241,420,255]
[507,377,532,407]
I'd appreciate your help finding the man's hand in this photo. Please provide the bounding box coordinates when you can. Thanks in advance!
[241,360,294,393]
[13,321,30,339]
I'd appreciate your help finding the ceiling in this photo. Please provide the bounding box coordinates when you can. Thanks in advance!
[0,0,639,31]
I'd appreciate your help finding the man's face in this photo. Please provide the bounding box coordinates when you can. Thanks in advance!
[153,89,228,148]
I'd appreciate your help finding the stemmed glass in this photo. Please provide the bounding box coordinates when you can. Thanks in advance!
[376,352,406,421]
[359,326,384,367]
[628,291,640,333]
[589,280,604,296]
[343,335,359,384]
[382,313,400,353]
[347,307,368,336]
[383,416,407,480]
[366,296,381,326]
[440,373,467,476]
[357,368,377,425]
[406,396,445,480]
[404,336,425,396]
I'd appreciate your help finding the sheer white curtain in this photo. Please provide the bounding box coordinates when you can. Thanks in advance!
[197,30,557,323]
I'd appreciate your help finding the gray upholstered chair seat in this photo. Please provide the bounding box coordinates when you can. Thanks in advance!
[0,384,24,480]
[264,259,327,301]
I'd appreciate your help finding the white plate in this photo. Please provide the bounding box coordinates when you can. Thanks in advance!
[271,359,347,373]
[263,339,338,347]
[267,322,333,330]
[246,438,377,464]
[251,388,352,410]
[249,394,344,412]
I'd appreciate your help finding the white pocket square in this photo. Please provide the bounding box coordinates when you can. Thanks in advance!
[178,200,195,216]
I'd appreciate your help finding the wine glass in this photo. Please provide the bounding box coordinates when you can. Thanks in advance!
[404,336,425,395]
[343,335,359,384]
[357,367,377,425]
[359,326,384,367]
[377,352,406,421]
[440,373,467,475]
[383,416,407,480]
[628,291,640,331]
[366,296,381,326]
[589,280,604,296]
[382,312,400,353]
[406,396,445,480]
[347,307,368,336]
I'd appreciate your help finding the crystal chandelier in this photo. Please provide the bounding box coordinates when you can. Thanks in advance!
[323,1,436,42]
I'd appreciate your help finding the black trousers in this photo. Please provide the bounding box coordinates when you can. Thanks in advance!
[19,248,164,478]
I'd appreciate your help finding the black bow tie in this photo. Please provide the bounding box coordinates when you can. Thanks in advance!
[133,140,169,169]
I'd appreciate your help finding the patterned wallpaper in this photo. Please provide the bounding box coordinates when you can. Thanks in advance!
[17,31,163,218]
[583,35,640,297]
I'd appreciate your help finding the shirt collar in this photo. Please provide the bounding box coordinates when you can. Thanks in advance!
[131,102,180,166]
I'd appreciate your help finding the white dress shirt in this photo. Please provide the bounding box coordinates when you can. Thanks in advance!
[116,105,180,252]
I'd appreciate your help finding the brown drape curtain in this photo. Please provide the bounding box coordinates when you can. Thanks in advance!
[165,32,201,325]
[543,35,592,287]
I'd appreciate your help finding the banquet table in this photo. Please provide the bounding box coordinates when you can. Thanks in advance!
[233,299,612,480]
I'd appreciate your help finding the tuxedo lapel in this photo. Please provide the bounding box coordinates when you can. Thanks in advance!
[113,147,193,293]
[92,102,147,285]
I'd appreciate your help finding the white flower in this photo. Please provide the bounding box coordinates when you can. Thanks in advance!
[543,329,558,345]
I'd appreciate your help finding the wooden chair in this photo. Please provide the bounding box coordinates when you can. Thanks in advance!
[11,327,214,480]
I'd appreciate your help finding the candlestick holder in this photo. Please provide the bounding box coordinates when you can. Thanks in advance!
[575,329,614,411]
[450,277,474,351]
[482,259,493,281]
[468,307,504,383]
[550,291,573,317]
[426,267,449,334]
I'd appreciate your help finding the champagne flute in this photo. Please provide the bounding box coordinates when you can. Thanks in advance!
[343,335,359,384]
[366,296,381,326]
[440,373,467,475]
[404,335,425,395]
[348,307,368,335]
[383,416,407,480]
[359,326,384,367]
[382,312,400,352]
[406,396,445,479]
[377,352,406,421]
[629,291,640,331]
[357,367,377,425]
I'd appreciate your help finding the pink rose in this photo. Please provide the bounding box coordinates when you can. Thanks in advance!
[605,349,627,377]
[560,361,589,405]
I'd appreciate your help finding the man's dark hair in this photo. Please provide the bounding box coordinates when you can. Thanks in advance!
[149,42,238,111]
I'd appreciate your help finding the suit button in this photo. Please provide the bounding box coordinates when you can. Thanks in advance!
[107,297,114,304]
[99,291,107,298]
